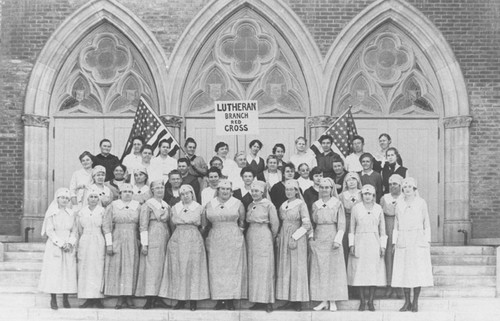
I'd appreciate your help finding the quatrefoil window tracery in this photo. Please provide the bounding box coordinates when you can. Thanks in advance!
[80,34,131,85]
[362,33,413,85]
[217,21,276,80]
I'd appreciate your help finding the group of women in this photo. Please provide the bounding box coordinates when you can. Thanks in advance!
[38,134,433,313]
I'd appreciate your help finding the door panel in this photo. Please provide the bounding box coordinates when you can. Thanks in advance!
[185,118,238,164]
[53,118,104,192]
[354,118,440,242]
[104,118,135,160]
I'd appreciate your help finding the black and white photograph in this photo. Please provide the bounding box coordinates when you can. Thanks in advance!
[0,0,499,320]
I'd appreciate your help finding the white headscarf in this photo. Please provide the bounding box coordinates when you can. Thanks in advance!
[41,188,72,237]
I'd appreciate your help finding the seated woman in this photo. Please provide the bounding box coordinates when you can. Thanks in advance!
[392,177,433,312]
[347,184,387,312]
[38,188,77,310]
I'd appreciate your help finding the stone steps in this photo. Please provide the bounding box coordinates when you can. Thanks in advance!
[432,265,495,276]
[5,243,46,252]
[430,246,495,256]
[3,251,44,262]
[431,254,495,265]
[2,305,500,321]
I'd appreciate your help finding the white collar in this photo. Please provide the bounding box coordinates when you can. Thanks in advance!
[210,196,238,209]
[281,198,303,211]
[174,201,200,213]
[115,199,140,210]
[246,154,258,163]
[315,197,339,209]
[146,198,169,210]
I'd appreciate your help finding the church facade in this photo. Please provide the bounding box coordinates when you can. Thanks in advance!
[0,0,498,244]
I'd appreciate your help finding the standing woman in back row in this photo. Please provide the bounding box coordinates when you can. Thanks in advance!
[392,177,433,313]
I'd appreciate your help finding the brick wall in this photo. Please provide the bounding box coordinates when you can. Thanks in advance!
[0,0,499,238]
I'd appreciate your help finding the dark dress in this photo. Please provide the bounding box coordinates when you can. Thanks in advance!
[303,186,319,215]
[381,163,408,194]
[93,153,120,182]
[333,170,348,195]
[359,171,383,203]
[233,188,254,210]
[163,187,181,207]
[247,157,265,176]
[316,151,341,179]
[269,181,287,212]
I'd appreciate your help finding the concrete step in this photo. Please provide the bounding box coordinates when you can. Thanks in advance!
[0,271,40,287]
[5,243,45,252]
[430,246,495,256]
[432,265,495,276]
[433,275,495,287]
[431,255,495,265]
[3,251,44,262]
[420,285,496,298]
[0,286,39,294]
[1,306,500,321]
[0,261,43,271]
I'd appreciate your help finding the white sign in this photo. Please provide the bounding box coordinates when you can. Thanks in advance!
[215,100,259,136]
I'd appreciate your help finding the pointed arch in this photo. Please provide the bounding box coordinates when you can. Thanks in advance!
[24,0,168,117]
[323,0,469,118]
[166,0,322,116]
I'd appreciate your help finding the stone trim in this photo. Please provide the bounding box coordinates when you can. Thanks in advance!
[21,114,50,128]
[160,115,183,128]
[307,115,335,128]
[443,115,473,129]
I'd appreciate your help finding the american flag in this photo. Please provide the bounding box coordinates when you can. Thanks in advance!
[121,95,181,161]
[310,107,358,158]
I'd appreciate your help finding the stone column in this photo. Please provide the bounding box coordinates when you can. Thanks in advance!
[307,115,335,142]
[21,114,50,241]
[160,114,184,153]
[443,115,473,245]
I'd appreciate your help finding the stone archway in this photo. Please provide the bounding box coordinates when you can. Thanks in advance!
[21,0,169,238]
[322,0,471,244]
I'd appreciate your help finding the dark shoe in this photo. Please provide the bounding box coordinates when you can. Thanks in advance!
[226,300,235,311]
[277,301,293,310]
[214,300,225,310]
[249,303,261,310]
[367,301,375,311]
[358,301,365,311]
[79,299,93,309]
[125,298,136,309]
[174,300,185,310]
[190,301,197,311]
[143,298,153,310]
[50,297,58,310]
[265,303,273,313]
[62,295,71,308]
[411,301,418,312]
[294,302,302,311]
[94,300,104,309]
[154,299,171,309]
[400,301,412,312]
[115,303,123,309]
